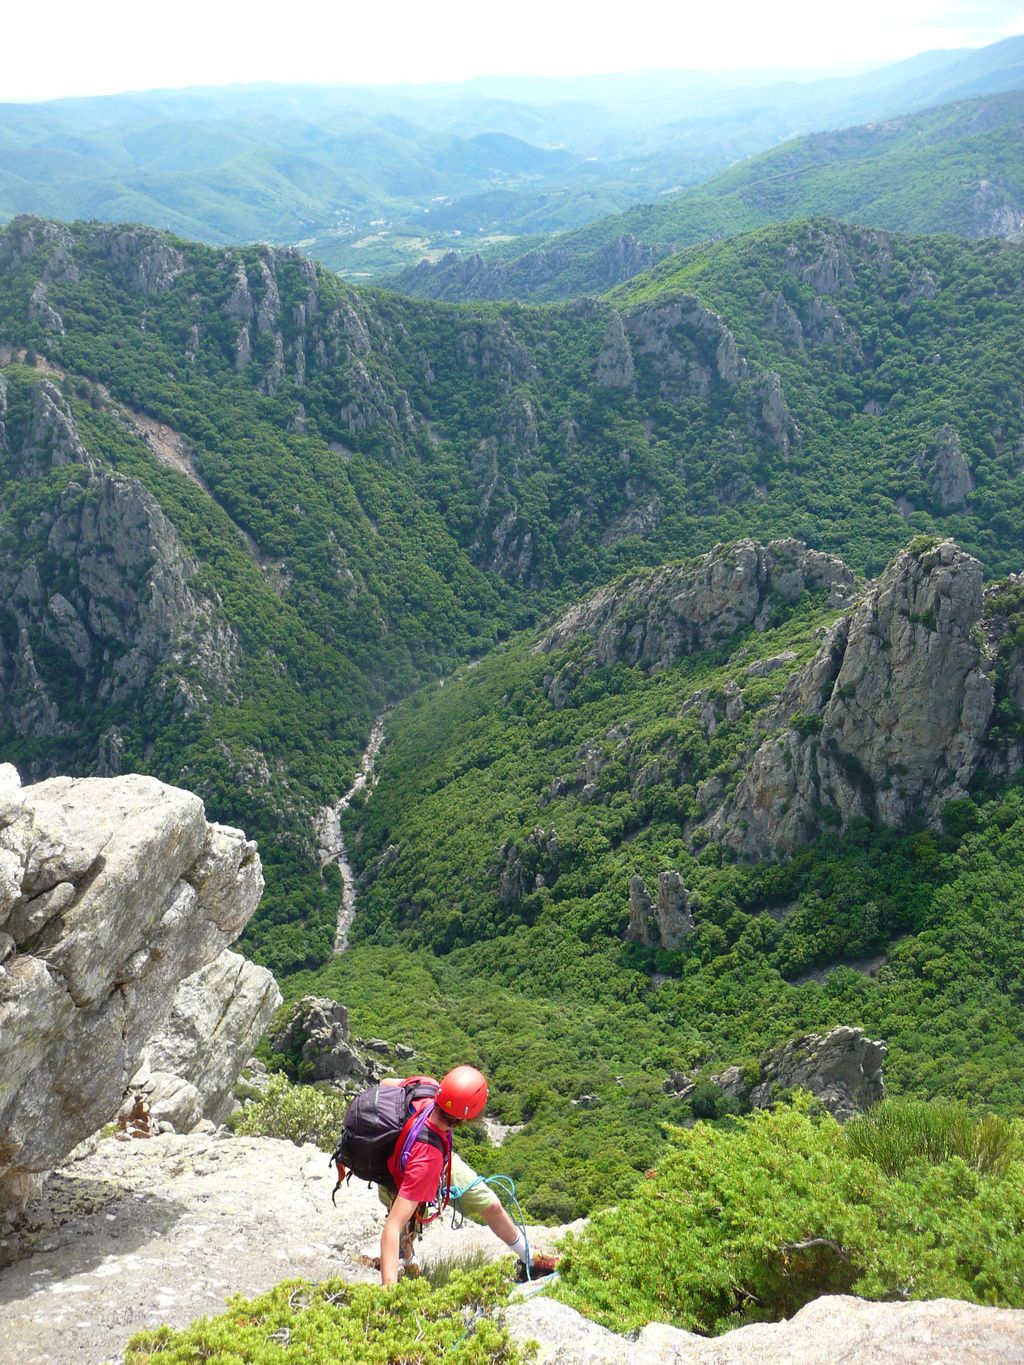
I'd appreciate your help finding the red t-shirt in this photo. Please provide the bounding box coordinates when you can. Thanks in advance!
[385,1078,451,1204]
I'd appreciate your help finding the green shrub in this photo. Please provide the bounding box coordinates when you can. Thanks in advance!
[125,1262,522,1363]
[233,1073,350,1152]
[845,1098,1021,1177]
[553,1102,1024,1336]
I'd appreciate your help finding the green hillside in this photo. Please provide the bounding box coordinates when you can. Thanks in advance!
[393,89,1024,302]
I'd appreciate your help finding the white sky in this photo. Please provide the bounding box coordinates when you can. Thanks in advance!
[3,0,1024,102]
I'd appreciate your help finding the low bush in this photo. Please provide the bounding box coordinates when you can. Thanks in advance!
[125,1262,522,1363]
[845,1098,1021,1177]
[553,1101,1024,1336]
[232,1073,349,1152]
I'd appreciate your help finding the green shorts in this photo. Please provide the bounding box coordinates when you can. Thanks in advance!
[378,1151,501,1223]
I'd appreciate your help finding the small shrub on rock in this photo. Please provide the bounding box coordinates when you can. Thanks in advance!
[125,1261,522,1363]
[232,1073,348,1151]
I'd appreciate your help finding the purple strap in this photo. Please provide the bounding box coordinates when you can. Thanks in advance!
[399,1101,452,1193]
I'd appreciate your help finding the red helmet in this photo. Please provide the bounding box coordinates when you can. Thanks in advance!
[436,1065,488,1120]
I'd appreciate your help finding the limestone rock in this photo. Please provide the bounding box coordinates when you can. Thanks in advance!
[27,281,64,336]
[503,1294,1024,1363]
[0,378,239,740]
[130,950,281,1130]
[537,538,853,675]
[919,424,974,509]
[267,995,373,1086]
[624,293,749,402]
[750,1026,886,1120]
[627,871,694,949]
[223,258,254,320]
[0,770,264,1216]
[594,312,635,390]
[706,540,995,856]
[95,225,184,294]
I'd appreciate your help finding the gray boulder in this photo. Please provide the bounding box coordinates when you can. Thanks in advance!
[537,539,853,676]
[503,1293,1024,1363]
[750,1026,886,1121]
[268,995,372,1086]
[0,766,264,1216]
[128,950,281,1132]
[627,871,694,950]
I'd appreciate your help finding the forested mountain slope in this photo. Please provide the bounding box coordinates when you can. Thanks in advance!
[298,533,1024,1216]
[2,213,1024,981]
[393,89,1024,302]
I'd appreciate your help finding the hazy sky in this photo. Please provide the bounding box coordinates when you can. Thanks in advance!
[4,0,1024,101]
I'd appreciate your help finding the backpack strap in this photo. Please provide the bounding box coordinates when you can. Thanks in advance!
[393,1087,454,1216]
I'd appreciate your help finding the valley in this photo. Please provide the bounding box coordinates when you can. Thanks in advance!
[3,27,1024,1358]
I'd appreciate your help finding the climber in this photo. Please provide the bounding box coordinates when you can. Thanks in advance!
[375,1066,559,1285]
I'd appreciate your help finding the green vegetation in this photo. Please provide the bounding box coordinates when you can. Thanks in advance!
[553,1103,1024,1335]
[279,570,1024,1218]
[125,1261,523,1363]
[3,214,1024,1243]
[1,214,1021,971]
[232,1074,350,1151]
[845,1099,1021,1178]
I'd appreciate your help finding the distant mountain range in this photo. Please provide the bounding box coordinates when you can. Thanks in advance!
[392,87,1024,301]
[2,36,1024,278]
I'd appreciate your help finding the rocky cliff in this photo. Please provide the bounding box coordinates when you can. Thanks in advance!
[128,949,280,1133]
[0,765,265,1215]
[538,538,854,681]
[703,539,999,856]
[391,233,674,303]
[0,375,237,766]
[666,1026,887,1121]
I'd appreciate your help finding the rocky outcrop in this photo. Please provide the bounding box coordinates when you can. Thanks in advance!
[665,1026,885,1120]
[704,540,995,856]
[594,312,635,389]
[624,293,749,402]
[627,871,694,949]
[127,950,281,1132]
[503,1294,1024,1364]
[390,233,671,304]
[970,178,1024,239]
[919,424,974,509]
[492,827,560,906]
[537,539,854,678]
[0,766,264,1216]
[0,378,238,751]
[94,225,185,295]
[267,995,379,1086]
[749,1026,886,1120]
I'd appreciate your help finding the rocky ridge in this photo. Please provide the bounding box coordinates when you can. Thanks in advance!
[0,765,264,1216]
[665,1025,887,1122]
[127,950,280,1134]
[391,233,674,303]
[703,539,999,856]
[0,376,238,763]
[537,538,855,693]
[503,1293,1024,1363]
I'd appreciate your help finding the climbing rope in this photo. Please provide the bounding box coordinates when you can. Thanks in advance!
[445,1172,534,1280]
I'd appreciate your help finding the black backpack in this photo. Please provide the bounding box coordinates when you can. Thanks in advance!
[330,1080,449,1204]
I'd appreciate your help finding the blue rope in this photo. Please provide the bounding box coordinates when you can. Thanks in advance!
[447,1173,534,1281]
